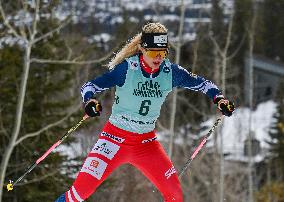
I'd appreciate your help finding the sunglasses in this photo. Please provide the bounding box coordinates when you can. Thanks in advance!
[144,49,168,59]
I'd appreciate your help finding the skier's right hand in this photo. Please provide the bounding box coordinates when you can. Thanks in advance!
[84,99,102,117]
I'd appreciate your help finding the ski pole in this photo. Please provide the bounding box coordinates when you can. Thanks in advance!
[6,114,89,191]
[178,116,223,178]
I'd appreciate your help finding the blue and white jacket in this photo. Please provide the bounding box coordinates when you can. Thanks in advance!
[81,54,222,134]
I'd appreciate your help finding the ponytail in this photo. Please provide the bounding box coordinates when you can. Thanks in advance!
[108,22,168,69]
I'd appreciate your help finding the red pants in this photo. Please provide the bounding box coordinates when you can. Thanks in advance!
[64,122,183,201]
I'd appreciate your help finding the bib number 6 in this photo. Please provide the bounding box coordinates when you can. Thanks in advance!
[139,100,151,116]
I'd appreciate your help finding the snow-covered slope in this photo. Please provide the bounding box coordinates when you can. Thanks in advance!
[157,100,277,163]
[220,100,277,162]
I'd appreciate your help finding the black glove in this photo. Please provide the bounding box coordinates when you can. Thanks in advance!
[214,97,235,117]
[84,100,102,117]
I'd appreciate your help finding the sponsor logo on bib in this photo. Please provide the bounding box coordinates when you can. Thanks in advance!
[133,80,162,98]
[91,139,120,159]
[100,131,125,143]
[81,157,108,180]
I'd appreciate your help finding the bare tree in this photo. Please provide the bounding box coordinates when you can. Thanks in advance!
[0,1,113,201]
[0,1,72,200]
[167,0,186,159]
[208,5,247,201]
[246,1,259,201]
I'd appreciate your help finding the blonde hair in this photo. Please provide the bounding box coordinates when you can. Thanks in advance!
[108,22,168,69]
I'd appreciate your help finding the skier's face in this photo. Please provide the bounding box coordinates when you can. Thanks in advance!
[142,48,168,69]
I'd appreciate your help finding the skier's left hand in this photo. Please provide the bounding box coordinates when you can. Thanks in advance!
[214,97,235,117]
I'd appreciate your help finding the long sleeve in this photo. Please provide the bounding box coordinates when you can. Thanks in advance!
[172,64,222,100]
[81,60,128,103]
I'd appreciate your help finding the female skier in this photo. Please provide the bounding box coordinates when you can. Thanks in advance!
[55,22,234,202]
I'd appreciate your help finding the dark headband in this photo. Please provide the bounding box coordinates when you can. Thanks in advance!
[141,32,168,48]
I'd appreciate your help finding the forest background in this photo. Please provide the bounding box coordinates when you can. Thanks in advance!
[0,0,284,201]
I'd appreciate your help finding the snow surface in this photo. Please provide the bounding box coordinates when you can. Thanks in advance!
[163,100,278,163]
[219,100,277,162]
[88,33,112,44]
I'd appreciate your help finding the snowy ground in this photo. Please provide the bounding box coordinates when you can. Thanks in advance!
[219,100,277,162]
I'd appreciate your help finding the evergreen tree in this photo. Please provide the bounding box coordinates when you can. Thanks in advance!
[0,3,81,201]
[227,0,253,104]
[261,0,284,62]
[256,182,284,202]
[0,40,78,202]
[231,0,253,63]
[211,0,225,47]
[268,82,284,178]
[257,82,284,201]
